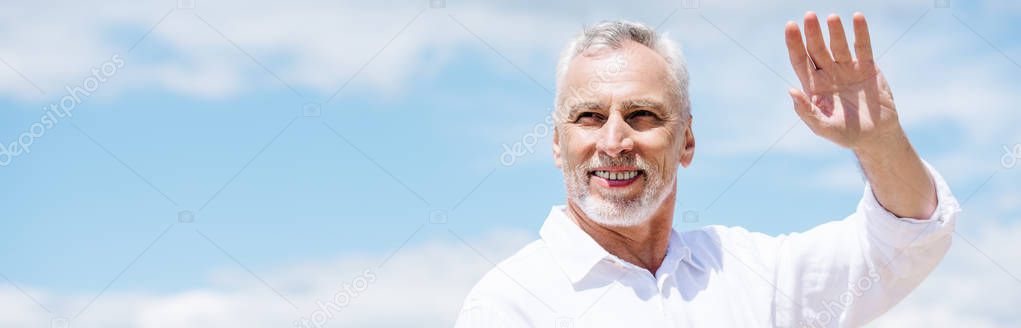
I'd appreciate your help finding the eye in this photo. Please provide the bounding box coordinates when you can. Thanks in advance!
[626,110,664,130]
[628,110,658,119]
[574,112,605,125]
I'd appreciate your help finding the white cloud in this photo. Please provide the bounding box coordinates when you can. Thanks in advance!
[3,219,1020,327]
[0,0,577,102]
[1,0,1016,162]
[0,228,535,328]
[871,219,1021,327]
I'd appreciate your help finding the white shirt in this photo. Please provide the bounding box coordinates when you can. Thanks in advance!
[455,162,960,327]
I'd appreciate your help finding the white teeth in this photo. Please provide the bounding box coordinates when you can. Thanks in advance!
[593,170,639,181]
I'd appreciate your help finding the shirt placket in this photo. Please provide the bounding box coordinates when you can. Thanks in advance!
[658,271,680,326]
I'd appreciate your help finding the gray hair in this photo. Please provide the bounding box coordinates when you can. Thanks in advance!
[554,20,690,123]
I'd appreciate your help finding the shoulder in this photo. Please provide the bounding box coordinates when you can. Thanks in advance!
[457,239,566,324]
[679,225,786,271]
[684,224,783,247]
[463,239,558,300]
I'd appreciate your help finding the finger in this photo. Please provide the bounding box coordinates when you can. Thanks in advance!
[826,14,852,64]
[853,12,874,63]
[804,12,835,71]
[785,21,812,88]
[789,88,821,126]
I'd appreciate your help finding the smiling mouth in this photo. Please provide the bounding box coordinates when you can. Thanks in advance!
[589,169,644,187]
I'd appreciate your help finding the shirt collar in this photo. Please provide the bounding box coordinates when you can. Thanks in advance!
[665,227,706,273]
[539,205,702,284]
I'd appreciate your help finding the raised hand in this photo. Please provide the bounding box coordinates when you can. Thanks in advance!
[785,12,902,151]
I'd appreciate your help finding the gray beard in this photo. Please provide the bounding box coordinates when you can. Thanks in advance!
[562,155,673,227]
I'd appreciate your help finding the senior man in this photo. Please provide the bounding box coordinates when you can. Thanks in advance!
[456,12,959,327]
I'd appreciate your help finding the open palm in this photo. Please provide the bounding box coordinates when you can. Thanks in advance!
[785,12,901,150]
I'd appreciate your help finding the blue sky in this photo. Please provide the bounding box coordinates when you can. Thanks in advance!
[1,0,1019,327]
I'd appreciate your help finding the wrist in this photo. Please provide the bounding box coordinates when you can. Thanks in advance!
[852,127,910,165]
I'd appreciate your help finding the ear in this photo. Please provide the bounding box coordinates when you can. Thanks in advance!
[553,126,563,169]
[679,117,695,168]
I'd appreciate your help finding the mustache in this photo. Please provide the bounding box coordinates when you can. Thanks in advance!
[576,153,654,173]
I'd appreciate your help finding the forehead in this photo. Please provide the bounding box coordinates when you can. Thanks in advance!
[562,40,673,105]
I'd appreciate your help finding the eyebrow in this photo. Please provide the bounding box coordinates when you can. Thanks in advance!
[620,98,665,112]
[564,98,668,120]
[566,101,604,119]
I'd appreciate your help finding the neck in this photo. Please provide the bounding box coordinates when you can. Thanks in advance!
[565,188,676,275]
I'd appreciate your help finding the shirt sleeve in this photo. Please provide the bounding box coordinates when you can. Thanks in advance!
[770,160,960,327]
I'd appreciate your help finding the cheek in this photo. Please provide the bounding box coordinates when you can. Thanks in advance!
[635,131,681,169]
[561,130,597,164]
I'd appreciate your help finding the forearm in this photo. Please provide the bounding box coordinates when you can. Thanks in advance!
[852,129,937,220]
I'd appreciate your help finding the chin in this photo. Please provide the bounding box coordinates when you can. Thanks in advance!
[578,196,662,227]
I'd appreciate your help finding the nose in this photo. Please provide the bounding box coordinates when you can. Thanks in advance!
[596,112,634,158]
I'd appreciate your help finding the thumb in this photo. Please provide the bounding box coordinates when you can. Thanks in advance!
[788,88,820,125]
